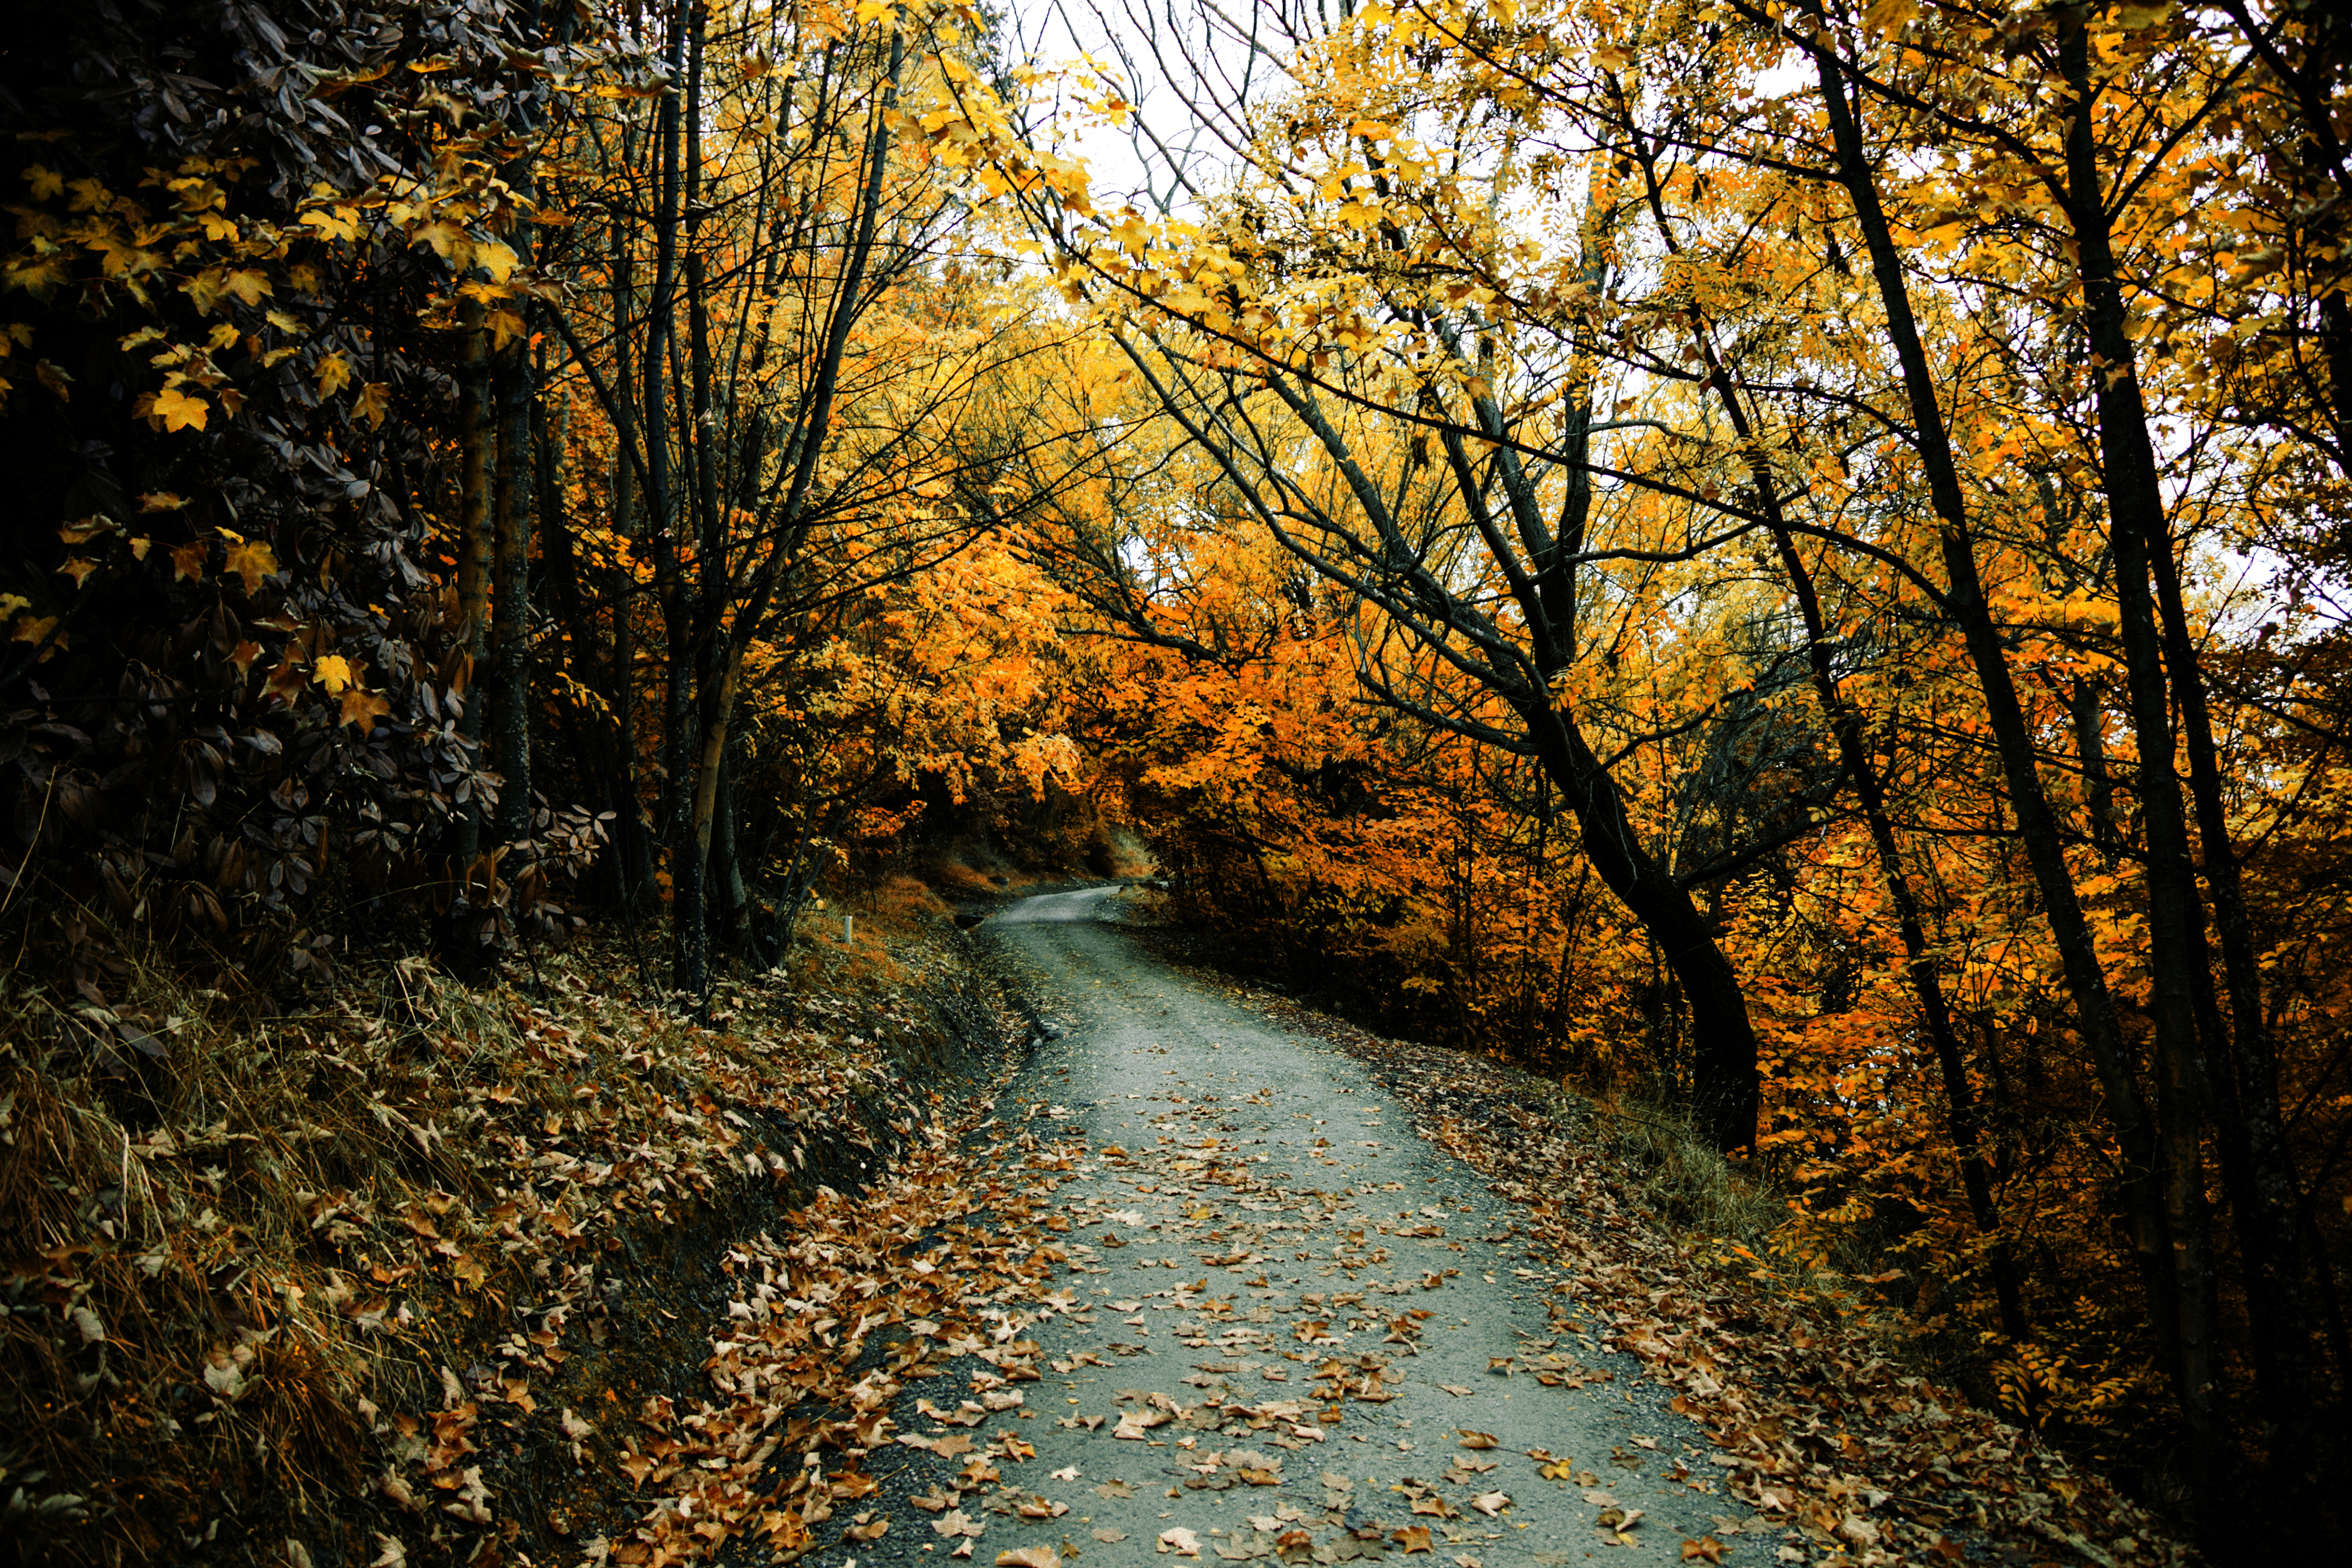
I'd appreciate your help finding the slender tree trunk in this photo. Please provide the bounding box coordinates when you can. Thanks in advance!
[1770,521,2030,1342]
[605,211,656,915]
[644,0,690,984]
[669,0,716,999]
[712,747,751,958]
[454,295,494,863]
[491,333,535,845]
[2059,16,2309,1506]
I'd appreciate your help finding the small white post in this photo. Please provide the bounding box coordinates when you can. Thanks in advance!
[843,915,854,945]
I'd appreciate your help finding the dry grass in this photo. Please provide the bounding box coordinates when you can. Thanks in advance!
[1583,1093,1784,1248]
[0,909,963,1566]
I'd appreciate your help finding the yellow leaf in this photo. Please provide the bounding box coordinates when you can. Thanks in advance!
[314,653,356,694]
[316,351,353,398]
[56,557,99,589]
[221,534,278,594]
[410,219,468,260]
[1862,0,1919,34]
[475,239,518,284]
[151,387,209,432]
[855,0,896,22]
[24,165,63,201]
[355,382,391,429]
[171,541,208,583]
[222,269,273,306]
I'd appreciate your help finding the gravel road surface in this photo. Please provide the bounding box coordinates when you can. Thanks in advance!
[817,887,1776,1567]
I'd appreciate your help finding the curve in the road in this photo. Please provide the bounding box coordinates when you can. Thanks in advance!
[837,886,1774,1566]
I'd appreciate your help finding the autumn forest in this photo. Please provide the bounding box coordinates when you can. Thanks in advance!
[4,0,2350,1562]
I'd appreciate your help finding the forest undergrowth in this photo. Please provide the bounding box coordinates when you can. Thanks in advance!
[0,884,1024,1568]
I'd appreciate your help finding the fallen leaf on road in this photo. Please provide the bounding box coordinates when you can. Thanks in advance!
[1115,1409,1170,1439]
[1093,1528,1129,1542]
[1680,1539,1727,1563]
[1159,1526,1201,1555]
[1393,1524,1435,1552]
[997,1549,1060,1568]
[1470,1492,1508,1516]
[1438,1383,1473,1397]
[1051,1466,1080,1481]
[935,1511,984,1539]
[1457,1430,1498,1449]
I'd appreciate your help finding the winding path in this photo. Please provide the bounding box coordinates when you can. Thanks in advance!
[829,886,1771,1566]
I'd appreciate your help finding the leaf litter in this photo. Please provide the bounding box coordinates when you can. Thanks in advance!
[551,918,2193,1568]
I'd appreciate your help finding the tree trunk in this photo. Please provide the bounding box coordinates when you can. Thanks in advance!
[491,334,535,845]
[1525,704,1758,1151]
[453,295,494,863]
[667,0,713,999]
[2060,14,2304,1506]
[644,0,691,989]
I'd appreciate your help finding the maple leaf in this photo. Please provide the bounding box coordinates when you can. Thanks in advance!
[1679,1539,1727,1563]
[220,532,277,593]
[313,654,356,694]
[410,219,467,260]
[1392,1525,1434,1553]
[149,387,209,431]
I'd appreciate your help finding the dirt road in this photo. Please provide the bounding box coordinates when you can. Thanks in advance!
[823,886,1773,1566]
